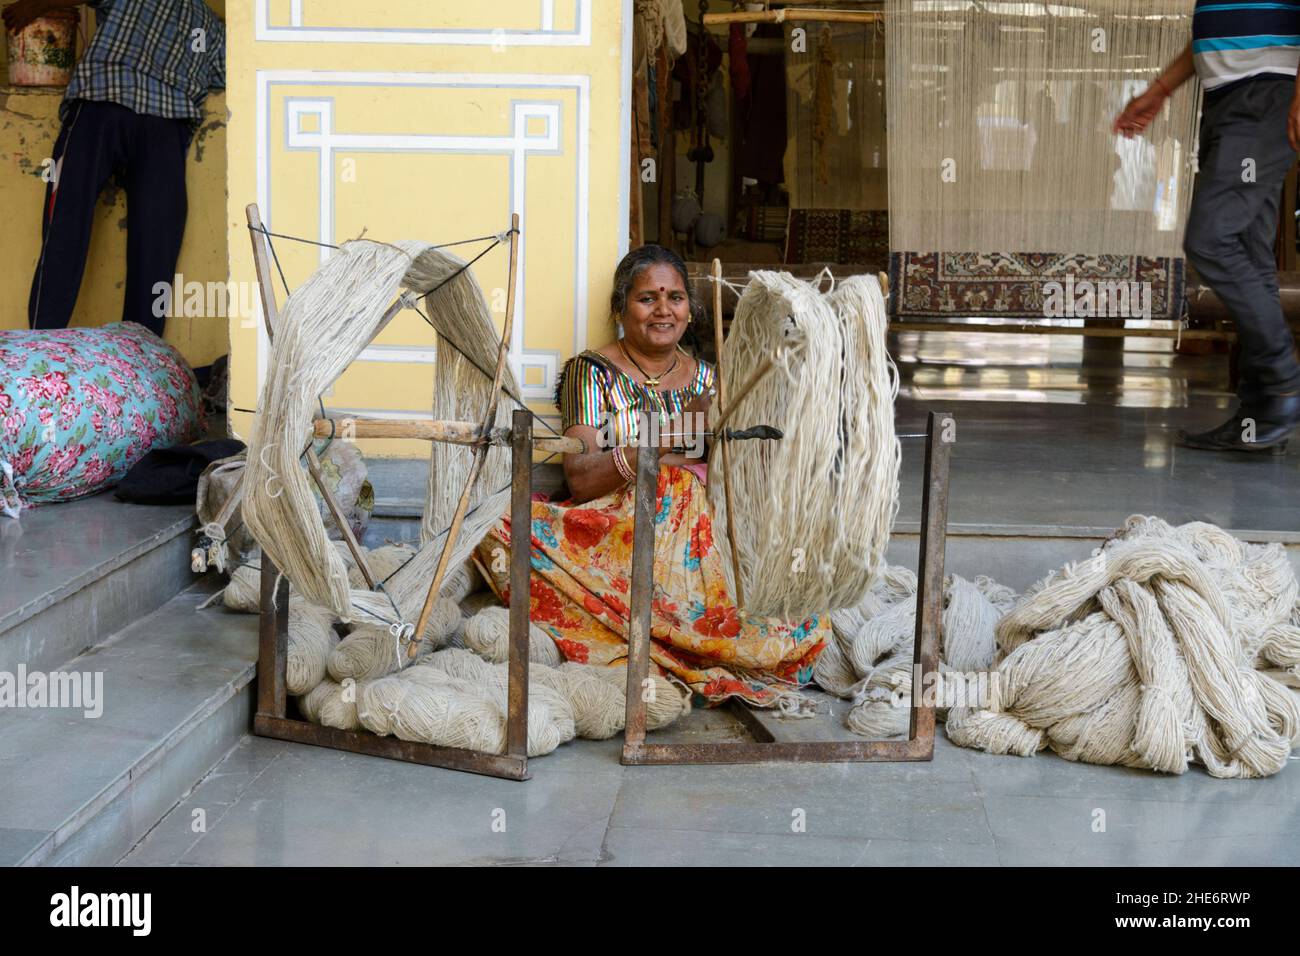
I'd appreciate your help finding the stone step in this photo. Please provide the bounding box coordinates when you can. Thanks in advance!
[0,492,199,676]
[0,578,259,866]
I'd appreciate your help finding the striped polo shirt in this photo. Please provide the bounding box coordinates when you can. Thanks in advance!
[1192,1,1300,93]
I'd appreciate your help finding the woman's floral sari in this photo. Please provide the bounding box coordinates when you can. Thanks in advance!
[476,465,829,707]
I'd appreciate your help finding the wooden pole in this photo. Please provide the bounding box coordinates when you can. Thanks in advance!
[310,417,583,455]
[410,213,522,656]
[505,408,533,760]
[622,441,659,752]
[304,447,375,589]
[712,354,780,435]
[702,9,882,25]
[256,556,289,720]
[711,259,746,609]
[246,203,279,342]
[908,412,951,744]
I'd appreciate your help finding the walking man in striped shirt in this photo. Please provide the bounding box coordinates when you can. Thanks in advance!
[1115,0,1300,453]
[3,0,225,337]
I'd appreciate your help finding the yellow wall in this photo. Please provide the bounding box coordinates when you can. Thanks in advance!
[224,0,632,456]
[0,2,228,368]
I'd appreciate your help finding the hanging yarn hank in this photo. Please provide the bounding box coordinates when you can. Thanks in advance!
[241,238,521,634]
[709,269,899,619]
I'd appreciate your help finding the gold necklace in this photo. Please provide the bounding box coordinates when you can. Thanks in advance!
[618,340,678,388]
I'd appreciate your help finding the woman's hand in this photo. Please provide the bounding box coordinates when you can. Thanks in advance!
[658,407,709,462]
[1113,86,1166,139]
[660,452,695,469]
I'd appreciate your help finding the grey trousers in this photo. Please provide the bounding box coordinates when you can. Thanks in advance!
[1184,77,1300,403]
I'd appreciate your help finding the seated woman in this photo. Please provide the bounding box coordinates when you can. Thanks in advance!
[477,245,828,707]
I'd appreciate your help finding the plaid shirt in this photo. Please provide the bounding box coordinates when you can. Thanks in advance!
[62,0,225,142]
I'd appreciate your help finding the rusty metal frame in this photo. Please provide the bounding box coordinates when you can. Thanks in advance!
[252,408,536,780]
[243,199,535,780]
[621,410,953,765]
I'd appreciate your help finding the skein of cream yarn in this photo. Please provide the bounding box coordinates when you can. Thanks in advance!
[299,678,361,730]
[358,658,573,756]
[462,606,562,666]
[948,518,1300,778]
[327,596,461,682]
[286,595,339,696]
[221,564,262,613]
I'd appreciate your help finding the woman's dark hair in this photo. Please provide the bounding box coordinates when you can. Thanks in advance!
[609,244,696,320]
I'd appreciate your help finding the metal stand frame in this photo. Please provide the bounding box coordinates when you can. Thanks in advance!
[241,205,951,777]
[252,409,537,781]
[621,411,953,765]
[252,410,951,777]
[244,199,537,780]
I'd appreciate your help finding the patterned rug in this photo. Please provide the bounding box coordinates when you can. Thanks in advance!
[785,209,890,266]
[888,251,1185,322]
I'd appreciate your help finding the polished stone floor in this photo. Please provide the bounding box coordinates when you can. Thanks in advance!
[894,395,1300,540]
[121,723,1300,867]
[14,329,1300,867]
[893,329,1230,409]
[890,331,1300,538]
[0,495,193,636]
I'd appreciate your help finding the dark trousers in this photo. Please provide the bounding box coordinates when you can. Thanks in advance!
[1184,78,1300,404]
[27,100,190,337]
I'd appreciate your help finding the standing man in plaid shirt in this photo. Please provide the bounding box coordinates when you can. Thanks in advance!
[3,0,225,336]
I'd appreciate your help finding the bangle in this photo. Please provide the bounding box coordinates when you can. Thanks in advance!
[1152,75,1171,99]
[611,446,635,483]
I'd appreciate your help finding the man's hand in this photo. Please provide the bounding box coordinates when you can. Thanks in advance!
[3,0,55,34]
[1289,93,1300,152]
[1112,87,1166,139]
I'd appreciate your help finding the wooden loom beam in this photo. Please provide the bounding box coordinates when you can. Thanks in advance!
[310,416,583,455]
[702,9,882,26]
[711,258,746,609]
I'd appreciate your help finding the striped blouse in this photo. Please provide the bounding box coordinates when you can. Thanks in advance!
[556,349,716,447]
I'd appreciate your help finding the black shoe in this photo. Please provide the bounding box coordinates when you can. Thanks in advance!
[1177,395,1298,454]
[1177,411,1247,450]
[1250,393,1300,446]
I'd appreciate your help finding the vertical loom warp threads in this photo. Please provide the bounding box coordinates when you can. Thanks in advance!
[885,0,1200,257]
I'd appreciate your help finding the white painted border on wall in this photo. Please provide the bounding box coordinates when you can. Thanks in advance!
[617,0,632,260]
[254,71,591,401]
[256,0,592,47]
